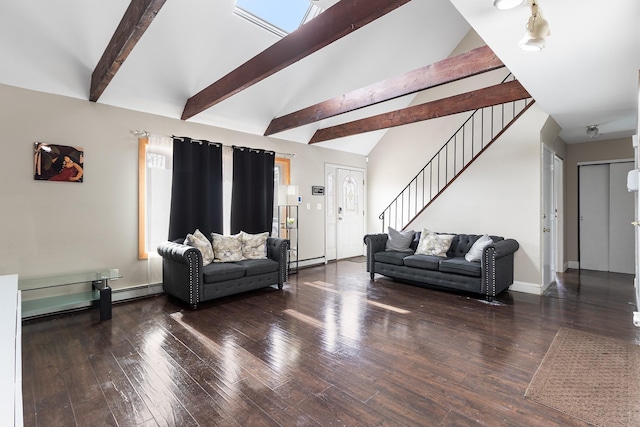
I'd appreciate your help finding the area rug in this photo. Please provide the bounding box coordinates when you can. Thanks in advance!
[525,327,640,426]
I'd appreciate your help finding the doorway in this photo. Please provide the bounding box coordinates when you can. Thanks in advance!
[542,146,564,289]
[325,164,365,261]
[579,161,635,274]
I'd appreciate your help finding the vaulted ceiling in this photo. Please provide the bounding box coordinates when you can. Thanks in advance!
[1,0,638,155]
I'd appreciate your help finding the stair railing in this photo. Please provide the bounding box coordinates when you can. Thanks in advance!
[379,74,534,231]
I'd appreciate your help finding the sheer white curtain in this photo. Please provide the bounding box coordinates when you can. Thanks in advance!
[145,134,173,255]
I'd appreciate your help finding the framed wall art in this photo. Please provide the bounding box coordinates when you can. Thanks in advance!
[34,142,84,182]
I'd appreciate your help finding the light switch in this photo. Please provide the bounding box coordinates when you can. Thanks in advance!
[316,203,322,210]
[306,203,311,210]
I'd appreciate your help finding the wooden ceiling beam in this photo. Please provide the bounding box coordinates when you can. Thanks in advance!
[90,0,166,102]
[309,80,531,144]
[265,45,504,136]
[181,0,411,121]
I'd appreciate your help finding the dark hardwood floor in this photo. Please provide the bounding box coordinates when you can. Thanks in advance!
[21,261,640,426]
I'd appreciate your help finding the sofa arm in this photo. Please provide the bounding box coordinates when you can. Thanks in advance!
[157,240,202,264]
[157,240,203,309]
[481,238,519,299]
[266,237,290,285]
[488,238,520,258]
[364,233,388,277]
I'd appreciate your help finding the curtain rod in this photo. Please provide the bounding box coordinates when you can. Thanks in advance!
[130,129,296,158]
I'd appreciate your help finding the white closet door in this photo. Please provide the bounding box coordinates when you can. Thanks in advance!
[609,162,635,274]
[579,164,610,271]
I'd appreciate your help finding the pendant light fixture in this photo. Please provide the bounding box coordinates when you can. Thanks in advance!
[494,0,550,51]
[518,0,550,51]
[586,125,599,138]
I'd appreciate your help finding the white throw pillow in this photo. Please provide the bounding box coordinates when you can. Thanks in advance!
[465,234,493,262]
[415,229,454,257]
[211,232,243,262]
[385,227,415,252]
[184,229,214,266]
[240,231,269,260]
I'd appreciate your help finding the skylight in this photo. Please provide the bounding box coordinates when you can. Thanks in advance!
[234,0,322,37]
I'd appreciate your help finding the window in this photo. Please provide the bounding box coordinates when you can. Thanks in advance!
[234,0,323,37]
[139,139,291,257]
[273,157,291,236]
[138,135,173,259]
[326,172,335,216]
[342,175,358,215]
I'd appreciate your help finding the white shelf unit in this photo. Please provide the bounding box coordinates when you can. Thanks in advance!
[278,205,299,274]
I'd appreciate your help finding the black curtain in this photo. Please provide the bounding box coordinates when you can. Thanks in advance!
[168,137,223,241]
[231,147,275,234]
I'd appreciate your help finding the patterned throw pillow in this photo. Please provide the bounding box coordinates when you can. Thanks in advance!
[240,231,269,260]
[184,229,214,266]
[211,232,243,262]
[415,229,454,257]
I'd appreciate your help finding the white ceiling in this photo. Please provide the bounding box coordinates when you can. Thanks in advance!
[450,0,640,145]
[1,0,638,155]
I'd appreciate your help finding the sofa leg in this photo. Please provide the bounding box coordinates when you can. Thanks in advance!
[190,303,198,310]
[370,272,375,281]
[278,284,283,290]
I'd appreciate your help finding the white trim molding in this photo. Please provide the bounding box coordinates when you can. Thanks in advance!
[509,281,544,295]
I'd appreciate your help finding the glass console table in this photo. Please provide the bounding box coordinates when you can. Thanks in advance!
[18,269,121,321]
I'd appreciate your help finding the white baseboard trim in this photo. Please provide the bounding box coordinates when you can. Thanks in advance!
[567,261,579,270]
[297,257,326,269]
[112,283,163,303]
[509,281,544,295]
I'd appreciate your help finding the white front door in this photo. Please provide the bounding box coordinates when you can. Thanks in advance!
[336,168,365,259]
[325,165,365,260]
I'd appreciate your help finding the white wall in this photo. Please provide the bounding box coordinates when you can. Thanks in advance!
[0,83,365,288]
[366,31,550,291]
[408,104,549,290]
[367,101,548,289]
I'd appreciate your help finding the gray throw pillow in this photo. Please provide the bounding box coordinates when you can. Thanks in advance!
[465,234,493,262]
[386,227,415,252]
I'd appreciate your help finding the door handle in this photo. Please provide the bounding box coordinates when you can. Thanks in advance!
[543,228,550,232]
[632,221,640,227]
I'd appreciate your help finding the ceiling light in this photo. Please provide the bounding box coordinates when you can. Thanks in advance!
[518,0,550,51]
[493,0,524,10]
[586,125,599,138]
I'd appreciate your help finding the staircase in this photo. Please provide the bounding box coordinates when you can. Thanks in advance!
[379,75,535,232]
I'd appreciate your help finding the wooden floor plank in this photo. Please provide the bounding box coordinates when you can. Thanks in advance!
[21,262,640,426]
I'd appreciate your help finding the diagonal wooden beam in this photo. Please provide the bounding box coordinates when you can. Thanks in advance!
[90,0,167,102]
[265,45,504,136]
[309,80,531,144]
[181,0,411,121]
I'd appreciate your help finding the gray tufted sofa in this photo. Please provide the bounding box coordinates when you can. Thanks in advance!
[364,231,519,300]
[157,237,289,309]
